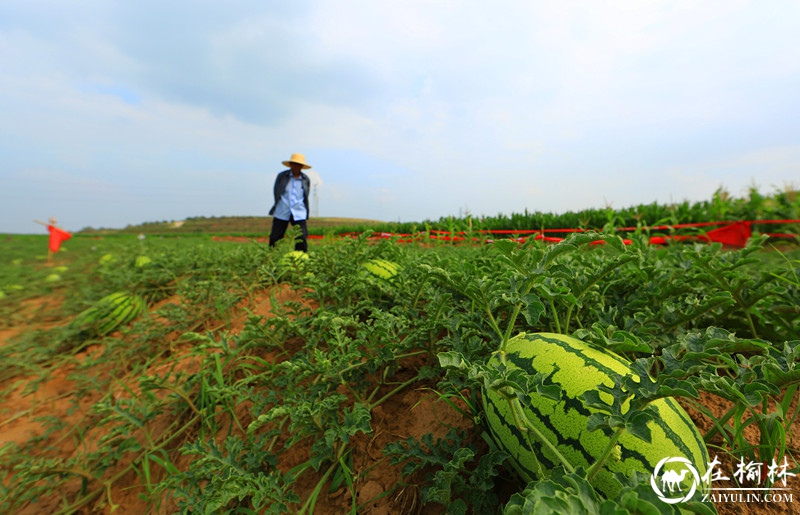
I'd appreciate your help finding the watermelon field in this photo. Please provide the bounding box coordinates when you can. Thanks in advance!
[1,218,799,514]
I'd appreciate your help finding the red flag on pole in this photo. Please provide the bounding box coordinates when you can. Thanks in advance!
[48,225,72,253]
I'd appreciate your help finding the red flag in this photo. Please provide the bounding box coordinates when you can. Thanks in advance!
[703,222,752,247]
[48,225,72,253]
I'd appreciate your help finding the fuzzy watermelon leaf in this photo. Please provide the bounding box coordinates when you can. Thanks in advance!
[575,325,653,355]
[521,293,545,327]
[438,351,471,370]
[608,471,717,515]
[585,412,610,433]
[582,383,658,443]
[503,468,602,515]
[758,340,800,388]
[696,373,775,406]
[623,411,654,443]
[491,239,519,258]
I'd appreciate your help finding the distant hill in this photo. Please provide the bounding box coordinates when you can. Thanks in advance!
[78,216,390,236]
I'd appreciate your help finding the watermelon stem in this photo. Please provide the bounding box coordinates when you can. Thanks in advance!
[498,277,537,352]
[411,274,432,310]
[564,304,575,335]
[482,299,506,346]
[586,427,623,483]
[507,397,576,476]
[693,399,738,445]
[367,375,423,409]
[549,299,561,334]
[502,303,524,348]
[505,398,544,478]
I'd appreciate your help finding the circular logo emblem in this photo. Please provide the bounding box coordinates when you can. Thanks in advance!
[650,457,701,504]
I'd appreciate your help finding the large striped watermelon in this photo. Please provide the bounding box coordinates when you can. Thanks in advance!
[483,332,709,500]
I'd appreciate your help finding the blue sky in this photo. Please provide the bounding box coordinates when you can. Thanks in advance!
[2,1,799,233]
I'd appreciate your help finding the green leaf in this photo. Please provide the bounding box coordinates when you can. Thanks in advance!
[625,411,653,444]
[438,351,471,370]
[503,468,601,515]
[521,293,546,327]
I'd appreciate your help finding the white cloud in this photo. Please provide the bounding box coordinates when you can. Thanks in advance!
[2,0,800,232]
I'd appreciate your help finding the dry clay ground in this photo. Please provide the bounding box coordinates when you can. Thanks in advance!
[1,286,798,514]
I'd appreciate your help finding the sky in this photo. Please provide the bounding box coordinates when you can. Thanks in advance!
[2,1,800,234]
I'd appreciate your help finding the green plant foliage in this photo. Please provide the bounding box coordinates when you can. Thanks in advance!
[384,429,509,513]
[0,222,798,514]
[155,436,298,514]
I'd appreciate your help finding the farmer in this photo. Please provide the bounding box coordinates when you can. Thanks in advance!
[268,153,312,252]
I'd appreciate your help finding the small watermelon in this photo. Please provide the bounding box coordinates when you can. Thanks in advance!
[276,250,311,280]
[135,255,152,267]
[363,259,400,280]
[483,332,710,500]
[279,250,309,270]
[70,291,146,336]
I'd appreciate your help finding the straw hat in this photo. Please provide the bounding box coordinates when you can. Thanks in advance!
[282,153,311,169]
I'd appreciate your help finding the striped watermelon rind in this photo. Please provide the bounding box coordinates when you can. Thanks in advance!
[71,291,146,336]
[278,250,309,271]
[363,259,400,280]
[277,251,312,281]
[482,332,710,500]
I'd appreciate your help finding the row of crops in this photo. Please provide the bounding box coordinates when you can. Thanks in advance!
[71,185,800,239]
[324,185,800,236]
[0,229,798,513]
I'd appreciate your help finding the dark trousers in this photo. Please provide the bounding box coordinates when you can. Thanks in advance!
[269,215,308,252]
